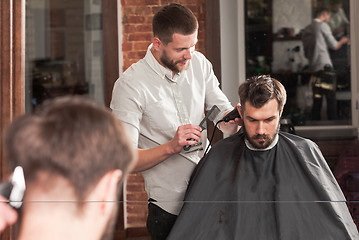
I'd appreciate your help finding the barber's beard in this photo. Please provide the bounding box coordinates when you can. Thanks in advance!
[160,49,188,74]
[100,202,118,240]
[243,123,280,149]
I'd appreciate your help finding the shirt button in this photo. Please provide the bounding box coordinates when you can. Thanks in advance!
[184,118,188,122]
[178,100,182,104]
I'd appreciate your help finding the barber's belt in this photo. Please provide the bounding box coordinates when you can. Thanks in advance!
[311,71,336,91]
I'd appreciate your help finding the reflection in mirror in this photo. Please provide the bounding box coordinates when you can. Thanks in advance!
[25,0,104,113]
[245,0,351,126]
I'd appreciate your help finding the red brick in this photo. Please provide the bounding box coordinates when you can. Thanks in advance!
[144,16,153,24]
[127,51,146,59]
[151,6,162,14]
[126,184,145,192]
[128,33,153,42]
[134,7,153,16]
[127,204,148,214]
[127,192,148,201]
[136,24,152,33]
[126,15,145,24]
[122,42,133,51]
[127,172,143,178]
[124,0,160,6]
[123,24,136,33]
[134,42,151,51]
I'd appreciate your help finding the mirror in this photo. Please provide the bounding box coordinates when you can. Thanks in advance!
[245,0,351,127]
[25,0,105,113]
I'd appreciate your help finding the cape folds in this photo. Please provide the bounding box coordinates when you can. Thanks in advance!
[168,131,359,240]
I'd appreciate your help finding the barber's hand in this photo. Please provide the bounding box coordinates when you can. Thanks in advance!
[225,117,242,126]
[220,103,242,135]
[169,124,202,153]
[0,196,18,232]
[340,36,350,45]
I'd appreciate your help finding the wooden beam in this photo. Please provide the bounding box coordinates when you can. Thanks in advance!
[0,0,25,239]
[102,0,119,108]
[205,0,223,144]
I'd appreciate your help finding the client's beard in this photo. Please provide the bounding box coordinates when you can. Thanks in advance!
[243,123,280,149]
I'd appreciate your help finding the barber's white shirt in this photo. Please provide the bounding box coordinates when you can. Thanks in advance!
[302,19,338,72]
[110,44,232,215]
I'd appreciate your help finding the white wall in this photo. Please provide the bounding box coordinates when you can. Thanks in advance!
[219,0,245,106]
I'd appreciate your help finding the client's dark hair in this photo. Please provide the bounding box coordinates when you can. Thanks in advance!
[238,75,287,111]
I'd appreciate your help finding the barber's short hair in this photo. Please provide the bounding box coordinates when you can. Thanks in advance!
[315,7,330,18]
[153,3,198,45]
[238,75,287,111]
[6,96,134,203]
[329,0,342,5]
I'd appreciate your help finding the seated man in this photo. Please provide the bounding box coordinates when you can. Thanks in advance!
[4,96,136,240]
[168,75,358,239]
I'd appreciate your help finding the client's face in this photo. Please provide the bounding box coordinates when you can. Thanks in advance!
[241,99,281,149]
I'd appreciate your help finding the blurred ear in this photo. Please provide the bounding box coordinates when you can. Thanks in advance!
[87,169,122,215]
[237,104,243,119]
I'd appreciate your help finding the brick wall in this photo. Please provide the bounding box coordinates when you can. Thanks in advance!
[120,0,206,228]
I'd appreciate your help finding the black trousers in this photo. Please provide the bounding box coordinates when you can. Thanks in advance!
[146,200,177,240]
[311,69,337,120]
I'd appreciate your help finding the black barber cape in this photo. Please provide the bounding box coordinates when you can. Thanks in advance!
[167,131,359,240]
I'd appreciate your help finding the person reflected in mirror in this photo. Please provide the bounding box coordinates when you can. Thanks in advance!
[5,96,136,240]
[328,0,349,39]
[110,3,241,239]
[167,75,359,240]
[328,0,351,96]
[302,7,349,121]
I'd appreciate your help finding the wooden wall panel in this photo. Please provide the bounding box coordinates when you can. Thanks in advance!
[0,1,25,239]
[102,0,120,108]
[0,0,25,181]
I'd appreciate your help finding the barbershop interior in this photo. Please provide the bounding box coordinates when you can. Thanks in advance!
[1,0,359,239]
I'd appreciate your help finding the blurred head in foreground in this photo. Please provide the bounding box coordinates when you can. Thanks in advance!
[5,96,136,240]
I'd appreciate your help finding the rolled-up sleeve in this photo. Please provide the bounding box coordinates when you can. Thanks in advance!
[322,23,338,50]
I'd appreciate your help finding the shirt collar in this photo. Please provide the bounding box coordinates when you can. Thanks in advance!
[244,133,279,151]
[144,43,183,82]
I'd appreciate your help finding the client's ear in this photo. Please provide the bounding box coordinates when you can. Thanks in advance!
[237,105,243,119]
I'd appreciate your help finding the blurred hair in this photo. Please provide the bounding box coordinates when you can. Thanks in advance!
[5,96,134,205]
[153,3,198,45]
[315,7,330,18]
[238,75,287,111]
[329,0,342,5]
